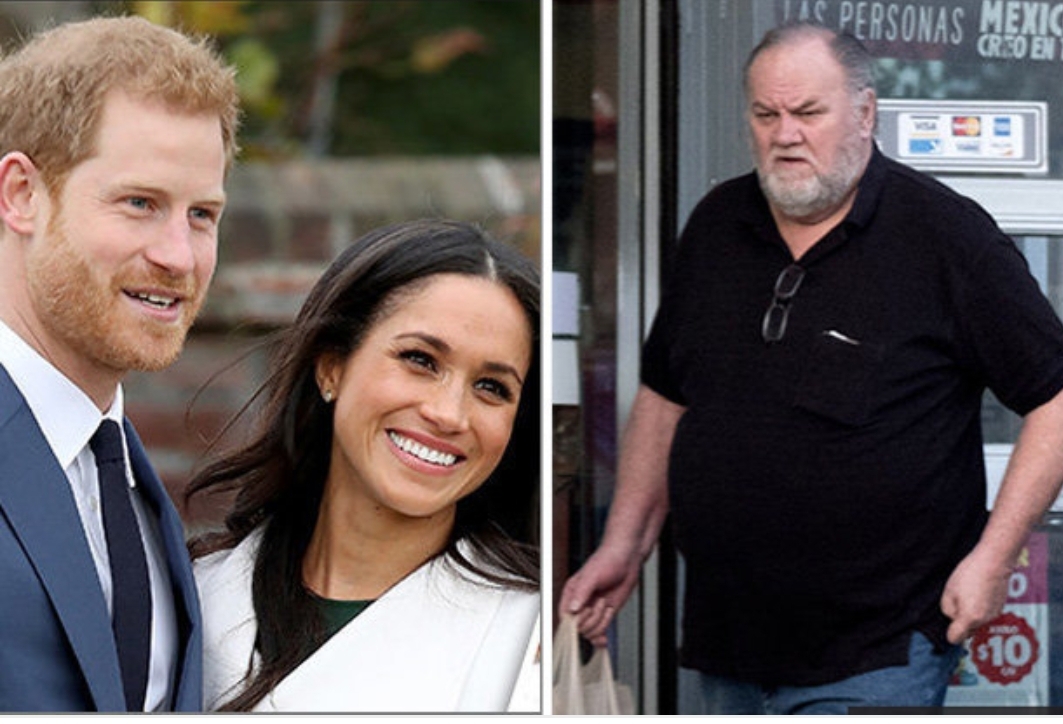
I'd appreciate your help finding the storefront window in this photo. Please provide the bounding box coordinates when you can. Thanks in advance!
[775,0,1063,177]
[552,0,620,626]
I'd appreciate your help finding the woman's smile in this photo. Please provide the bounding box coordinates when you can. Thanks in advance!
[387,429,464,470]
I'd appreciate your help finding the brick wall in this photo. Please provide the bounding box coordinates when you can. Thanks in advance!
[125,156,540,534]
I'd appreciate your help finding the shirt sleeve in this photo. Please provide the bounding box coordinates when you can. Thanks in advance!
[959,230,1063,415]
[640,299,685,405]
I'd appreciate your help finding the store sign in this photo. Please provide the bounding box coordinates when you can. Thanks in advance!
[945,532,1050,706]
[876,99,1048,173]
[775,0,1063,63]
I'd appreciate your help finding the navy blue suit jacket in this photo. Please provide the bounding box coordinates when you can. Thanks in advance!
[0,366,202,711]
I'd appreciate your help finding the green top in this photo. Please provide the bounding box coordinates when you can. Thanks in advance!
[312,594,375,640]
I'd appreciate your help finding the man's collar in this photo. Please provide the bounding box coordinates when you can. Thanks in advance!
[0,320,124,469]
[846,143,888,231]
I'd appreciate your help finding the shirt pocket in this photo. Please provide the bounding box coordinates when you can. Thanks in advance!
[793,329,886,427]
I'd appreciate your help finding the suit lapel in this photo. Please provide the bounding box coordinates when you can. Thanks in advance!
[0,369,126,711]
[124,422,203,711]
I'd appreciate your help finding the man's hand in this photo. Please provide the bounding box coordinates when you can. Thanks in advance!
[558,543,643,647]
[557,386,681,647]
[942,389,1063,644]
[940,547,1012,644]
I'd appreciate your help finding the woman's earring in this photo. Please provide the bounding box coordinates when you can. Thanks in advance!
[322,389,334,403]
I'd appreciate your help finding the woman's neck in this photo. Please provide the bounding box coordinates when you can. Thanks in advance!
[300,486,455,601]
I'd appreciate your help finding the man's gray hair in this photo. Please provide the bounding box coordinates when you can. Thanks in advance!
[742,22,876,98]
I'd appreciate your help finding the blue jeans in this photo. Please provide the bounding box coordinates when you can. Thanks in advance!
[694,632,963,715]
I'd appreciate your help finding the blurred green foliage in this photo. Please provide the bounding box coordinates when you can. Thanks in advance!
[117,0,540,159]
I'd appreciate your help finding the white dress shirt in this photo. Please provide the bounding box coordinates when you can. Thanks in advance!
[0,321,178,711]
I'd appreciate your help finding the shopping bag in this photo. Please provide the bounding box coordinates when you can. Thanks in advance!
[552,613,636,715]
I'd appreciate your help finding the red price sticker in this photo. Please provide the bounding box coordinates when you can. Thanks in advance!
[970,612,1039,685]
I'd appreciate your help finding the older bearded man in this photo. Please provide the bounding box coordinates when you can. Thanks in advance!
[561,21,1063,715]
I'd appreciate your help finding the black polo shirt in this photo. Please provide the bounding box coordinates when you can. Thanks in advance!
[641,146,1063,686]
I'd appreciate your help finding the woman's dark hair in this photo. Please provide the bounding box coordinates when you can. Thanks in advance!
[185,218,540,711]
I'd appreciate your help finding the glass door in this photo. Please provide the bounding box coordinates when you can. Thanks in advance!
[938,182,1063,706]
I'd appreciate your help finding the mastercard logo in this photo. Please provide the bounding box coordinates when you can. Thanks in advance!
[952,116,981,137]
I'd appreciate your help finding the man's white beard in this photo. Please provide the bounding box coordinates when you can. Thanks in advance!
[757,137,866,221]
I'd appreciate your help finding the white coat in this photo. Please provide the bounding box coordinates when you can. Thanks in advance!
[195,527,540,712]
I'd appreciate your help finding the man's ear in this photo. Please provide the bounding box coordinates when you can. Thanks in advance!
[0,152,42,236]
[859,89,878,139]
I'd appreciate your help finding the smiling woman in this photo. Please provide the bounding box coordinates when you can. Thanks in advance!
[185,218,541,713]
[313,273,530,530]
